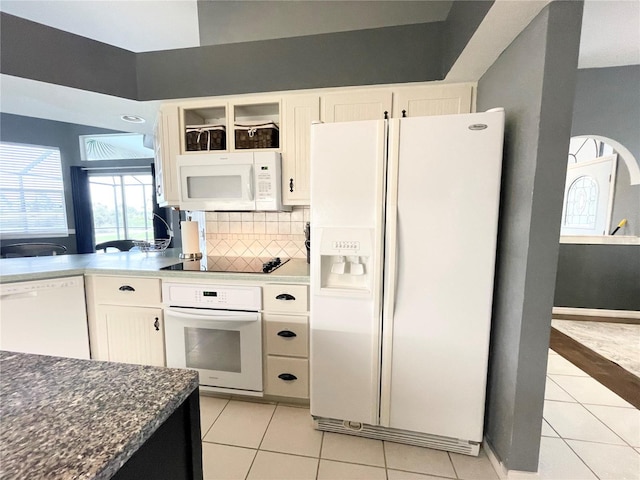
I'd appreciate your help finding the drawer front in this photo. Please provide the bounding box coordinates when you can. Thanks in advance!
[92,276,161,306]
[263,285,308,313]
[265,356,309,399]
[264,315,308,357]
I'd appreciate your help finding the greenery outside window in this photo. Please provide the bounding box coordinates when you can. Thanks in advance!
[89,174,154,244]
[0,142,68,238]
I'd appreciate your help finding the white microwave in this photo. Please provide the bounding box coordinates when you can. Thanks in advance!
[176,151,290,211]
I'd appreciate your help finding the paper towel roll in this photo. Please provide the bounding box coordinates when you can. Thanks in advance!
[181,220,200,255]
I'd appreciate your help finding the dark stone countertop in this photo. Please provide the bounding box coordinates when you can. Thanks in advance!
[0,351,199,480]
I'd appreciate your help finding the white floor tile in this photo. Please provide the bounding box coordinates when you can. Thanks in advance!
[450,448,500,480]
[567,439,640,480]
[260,405,322,457]
[543,400,624,445]
[543,400,626,444]
[247,450,318,480]
[321,432,385,467]
[584,404,640,448]
[544,377,576,402]
[387,470,455,479]
[384,442,456,478]
[508,437,597,480]
[201,442,256,480]
[545,354,589,376]
[549,374,634,408]
[541,419,559,437]
[204,400,276,448]
[199,395,229,438]
[317,459,387,480]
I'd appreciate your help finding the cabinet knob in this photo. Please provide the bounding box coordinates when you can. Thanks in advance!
[118,285,135,292]
[154,318,160,331]
[275,293,295,301]
[289,178,294,193]
[156,184,162,196]
[277,330,297,338]
[278,373,297,381]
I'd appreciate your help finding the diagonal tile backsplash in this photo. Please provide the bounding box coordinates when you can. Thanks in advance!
[204,207,309,259]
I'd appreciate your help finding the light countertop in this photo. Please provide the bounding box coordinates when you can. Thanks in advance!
[0,350,199,480]
[0,249,310,284]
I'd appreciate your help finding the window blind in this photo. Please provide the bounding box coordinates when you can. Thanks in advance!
[0,142,68,237]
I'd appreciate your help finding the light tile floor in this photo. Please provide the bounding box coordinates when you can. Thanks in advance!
[199,350,639,479]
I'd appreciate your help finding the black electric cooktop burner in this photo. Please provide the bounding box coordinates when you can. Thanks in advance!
[161,256,290,274]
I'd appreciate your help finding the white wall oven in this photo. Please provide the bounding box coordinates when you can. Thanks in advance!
[163,283,263,395]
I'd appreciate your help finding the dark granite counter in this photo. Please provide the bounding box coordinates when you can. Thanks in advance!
[0,351,200,480]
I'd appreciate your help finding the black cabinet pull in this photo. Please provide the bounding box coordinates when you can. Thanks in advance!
[289,178,294,193]
[277,330,297,338]
[278,373,297,381]
[154,318,160,331]
[275,293,295,301]
[118,285,135,292]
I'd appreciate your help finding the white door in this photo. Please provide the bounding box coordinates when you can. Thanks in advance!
[309,119,387,425]
[382,112,504,442]
[560,155,616,236]
[102,305,165,366]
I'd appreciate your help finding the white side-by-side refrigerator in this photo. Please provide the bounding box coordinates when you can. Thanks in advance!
[309,110,505,456]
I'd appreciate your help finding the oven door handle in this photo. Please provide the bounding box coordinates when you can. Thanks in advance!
[164,306,259,322]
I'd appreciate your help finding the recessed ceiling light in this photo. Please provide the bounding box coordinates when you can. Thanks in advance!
[120,115,145,124]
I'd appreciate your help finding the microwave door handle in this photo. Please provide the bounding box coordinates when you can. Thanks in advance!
[165,307,258,322]
[247,165,255,201]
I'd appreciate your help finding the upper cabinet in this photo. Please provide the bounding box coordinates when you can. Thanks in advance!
[322,90,393,122]
[155,83,475,208]
[154,105,181,207]
[282,95,320,206]
[178,97,281,154]
[393,84,474,118]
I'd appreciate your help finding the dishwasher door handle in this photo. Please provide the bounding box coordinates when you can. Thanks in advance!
[164,307,258,323]
[0,291,38,301]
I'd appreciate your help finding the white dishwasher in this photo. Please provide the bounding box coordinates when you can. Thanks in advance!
[0,276,90,359]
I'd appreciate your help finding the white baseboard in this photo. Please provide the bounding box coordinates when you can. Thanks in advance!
[552,307,640,320]
[483,439,541,479]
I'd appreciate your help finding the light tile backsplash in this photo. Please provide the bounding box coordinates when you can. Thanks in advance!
[204,207,309,259]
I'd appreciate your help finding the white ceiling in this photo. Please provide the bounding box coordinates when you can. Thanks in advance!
[0,0,638,135]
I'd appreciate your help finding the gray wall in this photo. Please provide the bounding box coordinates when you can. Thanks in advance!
[1,3,492,101]
[555,244,640,310]
[552,66,640,311]
[0,113,152,253]
[136,23,444,100]
[0,13,137,99]
[476,1,583,472]
[573,65,640,236]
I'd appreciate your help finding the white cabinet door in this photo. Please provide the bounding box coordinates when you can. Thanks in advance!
[393,84,474,118]
[155,105,181,207]
[323,90,392,122]
[282,95,320,205]
[102,305,165,367]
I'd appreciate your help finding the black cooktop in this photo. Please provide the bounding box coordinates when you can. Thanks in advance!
[161,256,290,274]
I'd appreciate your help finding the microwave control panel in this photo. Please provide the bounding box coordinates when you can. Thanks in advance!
[256,165,275,201]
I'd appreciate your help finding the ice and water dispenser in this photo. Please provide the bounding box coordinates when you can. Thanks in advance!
[315,228,375,295]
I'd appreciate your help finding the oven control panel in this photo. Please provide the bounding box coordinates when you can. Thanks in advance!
[162,283,262,310]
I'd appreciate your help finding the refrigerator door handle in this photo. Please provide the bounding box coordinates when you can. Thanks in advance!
[379,118,401,427]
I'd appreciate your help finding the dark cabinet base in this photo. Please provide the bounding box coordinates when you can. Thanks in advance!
[112,389,203,480]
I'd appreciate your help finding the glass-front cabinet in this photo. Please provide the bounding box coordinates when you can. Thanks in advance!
[177,97,281,154]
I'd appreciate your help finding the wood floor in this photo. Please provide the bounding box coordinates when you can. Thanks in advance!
[549,325,640,409]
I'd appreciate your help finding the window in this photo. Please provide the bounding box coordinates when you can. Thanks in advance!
[80,133,153,161]
[89,174,154,244]
[0,142,68,238]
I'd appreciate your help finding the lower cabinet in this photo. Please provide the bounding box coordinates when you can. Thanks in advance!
[85,275,166,367]
[100,305,165,367]
[262,284,310,400]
